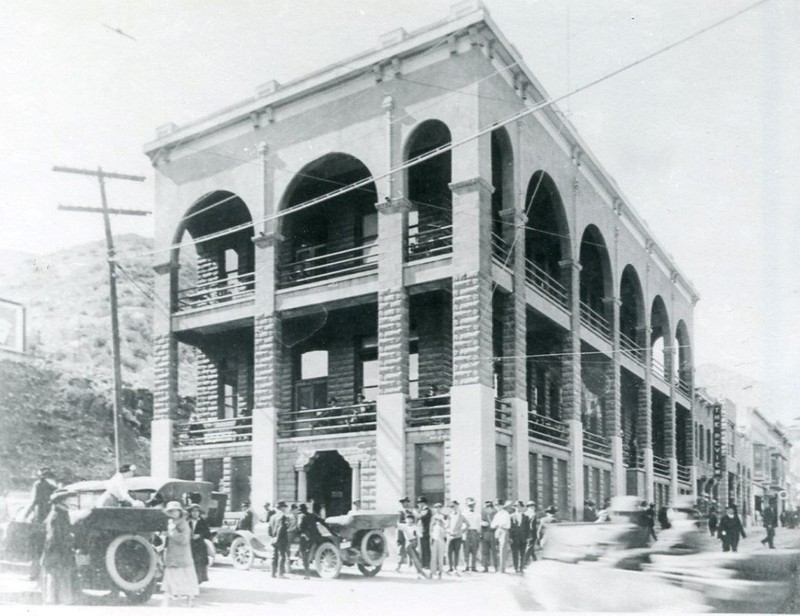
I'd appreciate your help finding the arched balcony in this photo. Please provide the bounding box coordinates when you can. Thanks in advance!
[277,154,378,288]
[650,296,671,382]
[619,265,646,363]
[579,226,613,339]
[405,120,453,261]
[674,320,692,396]
[524,171,570,309]
[490,127,515,264]
[172,191,254,313]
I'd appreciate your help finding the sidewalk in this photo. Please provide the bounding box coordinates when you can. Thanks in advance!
[713,525,800,553]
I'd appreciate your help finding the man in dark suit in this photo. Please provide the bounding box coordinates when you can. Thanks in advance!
[268,501,289,578]
[25,468,58,580]
[396,497,411,571]
[480,501,498,572]
[761,503,777,549]
[415,497,432,569]
[509,500,529,573]
[718,506,746,552]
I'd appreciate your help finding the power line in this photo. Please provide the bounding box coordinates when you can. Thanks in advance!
[115,0,769,263]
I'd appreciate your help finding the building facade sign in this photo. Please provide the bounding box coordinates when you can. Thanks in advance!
[713,403,724,477]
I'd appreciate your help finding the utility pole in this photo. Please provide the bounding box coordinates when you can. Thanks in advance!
[53,165,149,471]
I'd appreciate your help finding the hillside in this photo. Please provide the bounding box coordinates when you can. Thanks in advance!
[1,234,195,393]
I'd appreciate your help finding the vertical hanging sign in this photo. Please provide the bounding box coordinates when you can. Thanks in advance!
[713,403,724,477]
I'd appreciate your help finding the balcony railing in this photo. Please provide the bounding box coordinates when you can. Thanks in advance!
[677,463,692,483]
[525,259,569,309]
[677,378,692,396]
[623,442,645,469]
[580,301,611,339]
[407,224,453,261]
[583,430,611,458]
[175,416,252,447]
[406,394,451,427]
[278,244,377,288]
[653,454,670,478]
[176,271,255,312]
[528,413,569,447]
[491,233,513,265]
[620,332,644,364]
[495,398,512,431]
[278,402,377,438]
[651,358,667,382]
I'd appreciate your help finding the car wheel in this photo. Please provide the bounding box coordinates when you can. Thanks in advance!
[314,542,343,579]
[124,578,156,604]
[359,530,387,567]
[105,534,157,593]
[357,563,382,577]
[229,537,254,570]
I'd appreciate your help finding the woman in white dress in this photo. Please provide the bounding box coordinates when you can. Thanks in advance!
[162,501,199,607]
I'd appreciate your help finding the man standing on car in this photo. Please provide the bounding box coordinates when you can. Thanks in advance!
[236,501,255,532]
[268,501,289,578]
[297,503,326,579]
[24,467,58,580]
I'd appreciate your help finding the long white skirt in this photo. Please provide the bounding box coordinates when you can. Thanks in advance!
[162,565,199,597]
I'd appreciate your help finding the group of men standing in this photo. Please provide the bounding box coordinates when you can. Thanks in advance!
[396,496,557,579]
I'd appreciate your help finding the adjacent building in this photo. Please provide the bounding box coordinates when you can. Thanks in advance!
[146,2,698,518]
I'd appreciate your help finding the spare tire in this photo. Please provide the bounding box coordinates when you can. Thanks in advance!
[105,534,158,593]
[359,530,387,567]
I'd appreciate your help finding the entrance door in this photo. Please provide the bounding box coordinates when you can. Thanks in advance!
[306,451,352,517]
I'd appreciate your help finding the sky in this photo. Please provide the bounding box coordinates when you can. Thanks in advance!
[0,0,798,422]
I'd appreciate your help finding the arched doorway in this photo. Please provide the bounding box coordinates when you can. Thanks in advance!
[306,451,352,517]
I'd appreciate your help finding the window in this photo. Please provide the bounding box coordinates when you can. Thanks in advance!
[358,337,378,401]
[203,458,224,490]
[360,211,378,244]
[541,456,554,509]
[753,444,765,477]
[296,349,328,410]
[496,445,508,502]
[415,443,445,505]
[230,456,251,512]
[409,337,419,398]
[222,248,239,278]
[557,459,569,518]
[592,467,601,506]
[218,359,238,419]
[301,350,328,380]
[529,453,538,504]
[176,460,195,481]
[603,469,611,503]
[583,465,590,502]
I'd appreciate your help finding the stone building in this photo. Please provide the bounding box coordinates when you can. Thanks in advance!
[146,2,698,518]
[742,408,792,521]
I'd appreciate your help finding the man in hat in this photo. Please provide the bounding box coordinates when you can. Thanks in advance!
[297,503,329,579]
[480,500,498,572]
[446,500,467,574]
[348,499,362,514]
[524,501,539,563]
[41,489,77,604]
[99,464,138,508]
[25,468,58,580]
[396,497,412,571]
[509,500,529,573]
[236,501,255,532]
[491,501,513,573]
[268,502,290,578]
[415,496,432,569]
[538,506,558,547]
[462,497,481,572]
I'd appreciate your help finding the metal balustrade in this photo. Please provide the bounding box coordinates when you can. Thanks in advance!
[278,244,378,288]
[623,443,645,469]
[583,430,611,458]
[176,271,255,312]
[278,403,377,438]
[491,233,513,265]
[494,398,512,431]
[677,379,692,396]
[620,332,644,363]
[528,413,569,447]
[651,358,667,381]
[175,416,252,446]
[407,224,453,261]
[653,454,670,477]
[580,301,611,339]
[677,463,692,483]
[524,258,569,308]
[406,395,451,427]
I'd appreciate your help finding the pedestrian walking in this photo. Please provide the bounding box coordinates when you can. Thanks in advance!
[491,501,513,573]
[644,503,657,542]
[268,501,290,578]
[717,506,746,552]
[396,497,412,571]
[162,501,199,607]
[429,503,447,579]
[400,514,428,579]
[446,500,467,574]
[462,497,481,572]
[24,467,58,581]
[188,504,211,584]
[538,506,558,548]
[415,496,432,569]
[761,503,777,549]
[40,489,77,605]
[524,501,539,563]
[480,500,498,572]
[708,506,718,537]
[509,501,529,573]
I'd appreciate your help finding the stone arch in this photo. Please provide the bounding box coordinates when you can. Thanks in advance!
[524,171,570,287]
[579,225,613,327]
[619,264,645,352]
[650,295,671,379]
[491,126,515,244]
[674,320,692,385]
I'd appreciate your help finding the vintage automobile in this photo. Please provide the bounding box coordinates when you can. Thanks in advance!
[0,477,216,604]
[221,511,396,578]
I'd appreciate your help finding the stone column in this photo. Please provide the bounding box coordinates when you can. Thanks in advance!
[560,258,583,520]
[665,339,678,504]
[251,231,281,508]
[351,461,362,504]
[449,176,496,507]
[604,296,624,497]
[151,261,179,478]
[296,465,308,503]
[638,323,654,502]
[500,208,529,500]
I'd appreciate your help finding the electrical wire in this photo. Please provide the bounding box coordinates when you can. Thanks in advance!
[114,0,769,263]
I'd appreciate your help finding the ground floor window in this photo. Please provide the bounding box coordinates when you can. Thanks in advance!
[603,469,611,503]
[176,459,195,481]
[415,443,444,505]
[541,456,554,509]
[230,456,251,511]
[203,457,223,490]
[496,445,508,502]
[529,453,538,505]
[557,459,569,518]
